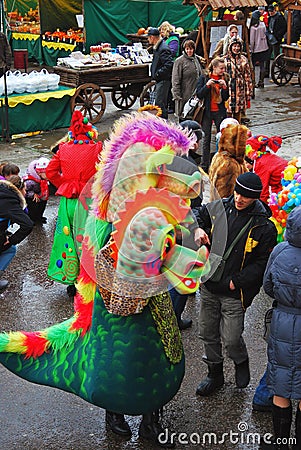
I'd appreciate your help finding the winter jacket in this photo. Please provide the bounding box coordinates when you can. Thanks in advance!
[46,141,101,198]
[194,195,277,308]
[253,153,288,203]
[249,22,269,54]
[0,181,33,253]
[268,12,287,44]
[196,73,229,118]
[150,39,173,82]
[24,159,49,201]
[165,33,180,59]
[265,206,301,399]
[172,53,204,117]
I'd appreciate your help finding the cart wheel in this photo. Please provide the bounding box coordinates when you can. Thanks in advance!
[271,55,293,86]
[111,84,137,110]
[70,83,106,124]
[139,81,156,107]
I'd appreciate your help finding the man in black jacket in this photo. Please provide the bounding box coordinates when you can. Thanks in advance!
[0,180,34,291]
[265,4,287,77]
[193,172,277,396]
[148,27,173,119]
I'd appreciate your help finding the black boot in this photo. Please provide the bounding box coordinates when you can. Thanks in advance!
[293,407,301,449]
[105,410,132,437]
[0,270,9,292]
[261,404,292,449]
[139,411,175,448]
[196,363,224,396]
[235,358,250,388]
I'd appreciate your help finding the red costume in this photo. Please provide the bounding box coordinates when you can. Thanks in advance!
[246,135,287,204]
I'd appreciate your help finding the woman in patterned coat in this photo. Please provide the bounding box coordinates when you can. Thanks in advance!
[224,37,253,123]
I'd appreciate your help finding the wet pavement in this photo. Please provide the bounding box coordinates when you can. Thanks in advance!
[0,77,301,450]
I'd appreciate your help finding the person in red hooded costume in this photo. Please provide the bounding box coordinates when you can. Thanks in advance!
[46,111,102,297]
[245,134,287,204]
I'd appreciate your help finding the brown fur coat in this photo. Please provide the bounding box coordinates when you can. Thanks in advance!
[209,124,248,200]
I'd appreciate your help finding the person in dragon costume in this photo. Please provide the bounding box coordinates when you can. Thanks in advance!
[0,112,210,447]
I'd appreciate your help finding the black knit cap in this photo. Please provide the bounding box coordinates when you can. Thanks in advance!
[235,172,263,198]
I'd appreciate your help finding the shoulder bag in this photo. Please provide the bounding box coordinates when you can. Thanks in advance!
[210,218,253,282]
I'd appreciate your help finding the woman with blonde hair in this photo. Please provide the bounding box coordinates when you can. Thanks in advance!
[159,21,180,59]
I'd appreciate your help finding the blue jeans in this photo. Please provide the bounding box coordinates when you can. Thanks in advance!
[169,287,188,323]
[0,245,16,271]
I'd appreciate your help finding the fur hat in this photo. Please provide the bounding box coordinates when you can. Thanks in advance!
[235,172,263,198]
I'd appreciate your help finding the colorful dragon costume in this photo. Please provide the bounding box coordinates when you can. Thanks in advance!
[0,113,209,440]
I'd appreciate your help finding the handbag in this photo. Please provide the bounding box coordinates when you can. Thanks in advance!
[210,218,253,283]
[182,95,199,119]
[266,30,278,46]
[182,88,205,121]
[192,98,205,123]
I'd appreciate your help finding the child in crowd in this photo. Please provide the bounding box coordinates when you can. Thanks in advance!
[245,135,288,203]
[260,206,301,449]
[24,157,50,224]
[0,162,20,180]
[0,175,33,291]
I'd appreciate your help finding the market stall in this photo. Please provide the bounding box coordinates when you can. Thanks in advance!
[5,0,83,65]
[183,0,267,61]
[0,86,75,137]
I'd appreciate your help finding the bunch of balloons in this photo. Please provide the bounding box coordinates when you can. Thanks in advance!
[269,157,301,242]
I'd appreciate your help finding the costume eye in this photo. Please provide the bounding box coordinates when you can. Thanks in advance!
[162,230,175,259]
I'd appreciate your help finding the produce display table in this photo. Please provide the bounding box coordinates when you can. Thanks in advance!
[0,86,75,137]
[42,41,78,66]
[11,32,43,65]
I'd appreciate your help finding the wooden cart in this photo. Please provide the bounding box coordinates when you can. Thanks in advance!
[271,1,301,86]
[271,44,301,86]
[53,63,151,124]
